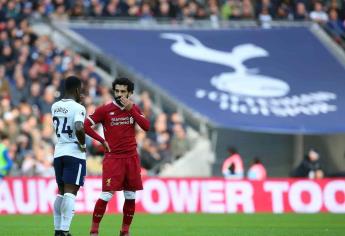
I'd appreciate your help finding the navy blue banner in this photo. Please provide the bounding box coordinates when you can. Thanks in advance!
[72,27,345,134]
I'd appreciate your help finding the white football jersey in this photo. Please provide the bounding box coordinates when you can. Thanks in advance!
[51,99,86,160]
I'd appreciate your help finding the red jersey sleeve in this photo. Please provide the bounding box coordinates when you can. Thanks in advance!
[85,106,105,144]
[129,105,150,131]
[88,105,105,125]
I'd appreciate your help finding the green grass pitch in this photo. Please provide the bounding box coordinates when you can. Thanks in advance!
[0,213,344,236]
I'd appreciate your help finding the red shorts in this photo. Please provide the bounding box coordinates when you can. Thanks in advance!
[102,154,143,191]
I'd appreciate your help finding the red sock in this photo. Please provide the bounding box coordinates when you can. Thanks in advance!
[90,199,108,233]
[121,199,135,233]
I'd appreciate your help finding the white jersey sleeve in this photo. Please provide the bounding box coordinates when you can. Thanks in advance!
[51,99,86,160]
[74,106,86,123]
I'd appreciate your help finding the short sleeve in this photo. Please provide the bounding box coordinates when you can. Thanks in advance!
[74,105,86,123]
[88,105,104,125]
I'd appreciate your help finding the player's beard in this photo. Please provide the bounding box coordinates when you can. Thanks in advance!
[114,95,128,107]
[114,96,123,107]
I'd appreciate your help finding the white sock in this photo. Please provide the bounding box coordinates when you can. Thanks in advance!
[53,194,63,230]
[60,193,76,231]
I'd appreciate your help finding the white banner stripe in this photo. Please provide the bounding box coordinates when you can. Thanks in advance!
[75,164,82,185]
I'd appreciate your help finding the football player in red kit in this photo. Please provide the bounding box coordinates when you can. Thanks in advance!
[85,77,150,236]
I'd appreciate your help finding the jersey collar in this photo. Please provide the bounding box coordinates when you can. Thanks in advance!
[113,101,125,110]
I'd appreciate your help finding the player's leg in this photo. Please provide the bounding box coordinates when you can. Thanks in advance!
[53,157,64,236]
[120,191,136,235]
[61,156,86,236]
[120,155,143,235]
[90,191,114,236]
[60,183,80,236]
[90,157,125,235]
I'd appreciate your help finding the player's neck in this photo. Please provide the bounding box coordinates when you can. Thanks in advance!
[63,94,75,101]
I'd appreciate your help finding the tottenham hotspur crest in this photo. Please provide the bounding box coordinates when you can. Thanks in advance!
[161,33,337,117]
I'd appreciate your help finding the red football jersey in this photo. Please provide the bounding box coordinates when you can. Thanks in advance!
[87,101,149,158]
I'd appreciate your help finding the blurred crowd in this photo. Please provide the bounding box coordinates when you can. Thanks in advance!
[0,0,344,43]
[0,0,344,178]
[0,1,192,178]
[1,0,345,23]
[0,0,344,24]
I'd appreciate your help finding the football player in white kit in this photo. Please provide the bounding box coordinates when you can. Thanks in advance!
[51,76,86,236]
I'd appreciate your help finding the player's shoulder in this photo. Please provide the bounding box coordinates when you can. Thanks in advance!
[97,102,114,111]
[51,100,63,111]
[51,100,61,107]
[74,101,86,110]
[104,101,115,108]
[65,100,85,110]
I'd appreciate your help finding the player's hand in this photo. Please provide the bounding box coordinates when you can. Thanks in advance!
[102,141,111,152]
[78,144,86,153]
[120,97,133,111]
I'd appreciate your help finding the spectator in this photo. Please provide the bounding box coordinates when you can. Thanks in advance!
[140,2,154,22]
[291,149,324,179]
[9,70,29,107]
[242,0,254,19]
[326,0,343,18]
[125,0,140,17]
[156,0,175,19]
[275,3,292,20]
[221,0,234,20]
[13,133,32,170]
[208,0,220,28]
[259,7,272,29]
[222,147,244,179]
[0,65,10,98]
[103,1,120,17]
[1,43,16,75]
[310,1,329,24]
[39,85,57,115]
[0,132,13,180]
[90,2,104,17]
[138,91,155,125]
[140,138,162,173]
[70,1,85,17]
[150,112,168,141]
[255,0,275,18]
[27,81,42,108]
[327,8,345,41]
[247,157,267,180]
[294,2,309,21]
[170,123,191,160]
[34,142,54,177]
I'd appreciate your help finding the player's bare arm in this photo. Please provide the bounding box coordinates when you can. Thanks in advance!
[84,118,111,152]
[75,121,86,152]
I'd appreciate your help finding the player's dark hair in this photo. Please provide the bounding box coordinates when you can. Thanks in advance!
[253,157,262,164]
[64,75,81,93]
[227,146,238,155]
[112,77,134,93]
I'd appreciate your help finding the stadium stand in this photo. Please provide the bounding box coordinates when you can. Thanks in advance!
[0,1,201,177]
[1,0,345,178]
